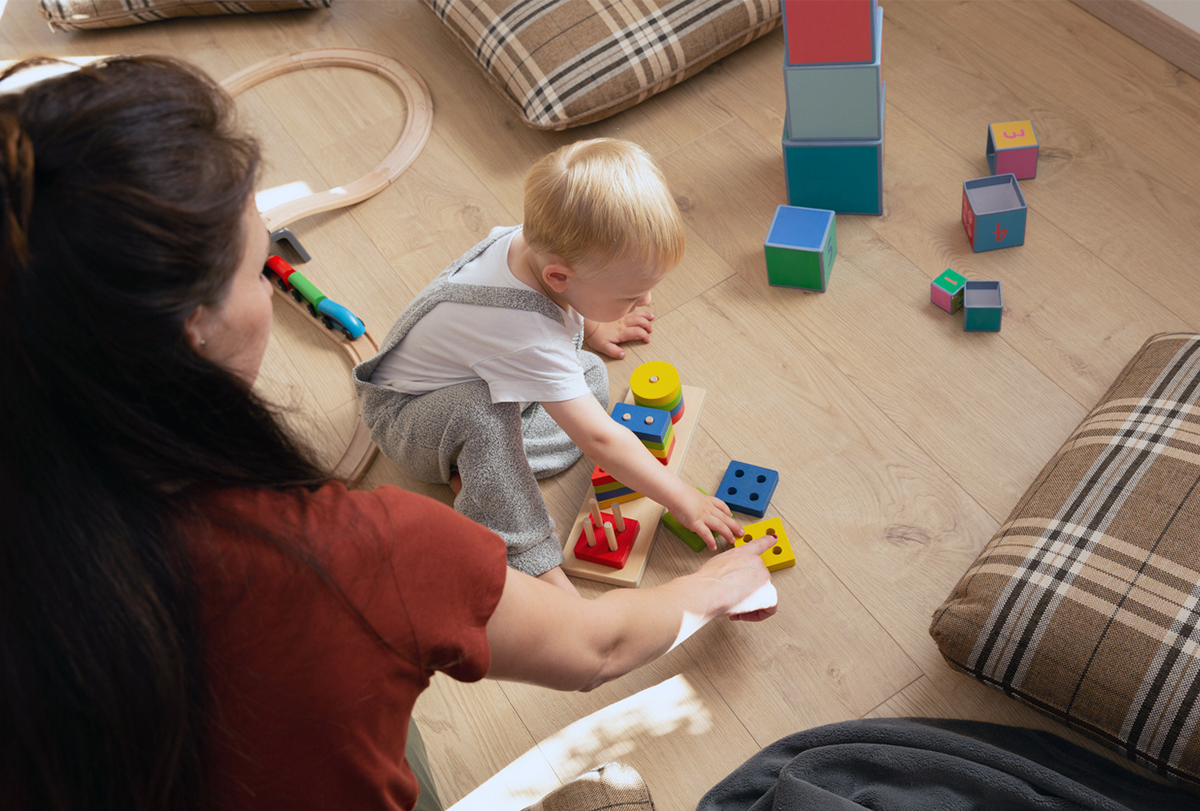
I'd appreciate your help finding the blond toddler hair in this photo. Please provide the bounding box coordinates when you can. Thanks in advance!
[523,138,685,275]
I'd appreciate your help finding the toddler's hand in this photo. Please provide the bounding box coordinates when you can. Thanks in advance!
[671,488,742,550]
[585,311,654,359]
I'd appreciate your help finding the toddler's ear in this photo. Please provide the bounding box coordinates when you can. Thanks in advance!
[542,261,575,293]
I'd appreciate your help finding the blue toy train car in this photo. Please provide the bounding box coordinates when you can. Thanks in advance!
[263,256,366,340]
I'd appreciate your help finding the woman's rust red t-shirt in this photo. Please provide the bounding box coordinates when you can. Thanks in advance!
[188,483,507,811]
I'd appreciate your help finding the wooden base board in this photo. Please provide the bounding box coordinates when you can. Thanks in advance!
[1071,0,1200,81]
[561,385,706,587]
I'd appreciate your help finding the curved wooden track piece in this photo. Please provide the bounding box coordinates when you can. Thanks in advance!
[222,49,433,485]
[221,48,434,231]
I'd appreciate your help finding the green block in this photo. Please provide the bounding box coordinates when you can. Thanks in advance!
[662,488,716,553]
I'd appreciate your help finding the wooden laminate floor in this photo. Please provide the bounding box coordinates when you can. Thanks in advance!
[5,2,1199,808]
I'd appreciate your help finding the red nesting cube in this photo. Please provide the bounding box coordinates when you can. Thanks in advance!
[784,0,876,65]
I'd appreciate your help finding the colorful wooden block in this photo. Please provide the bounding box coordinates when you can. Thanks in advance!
[647,435,676,464]
[783,0,877,65]
[574,512,640,569]
[783,83,885,216]
[593,479,634,496]
[733,517,796,572]
[717,461,779,518]
[611,403,672,444]
[963,280,1003,332]
[987,120,1038,180]
[962,174,1027,252]
[783,7,883,140]
[931,268,968,314]
[591,464,617,488]
[764,204,837,291]
[662,489,715,553]
[630,361,682,407]
[596,490,643,509]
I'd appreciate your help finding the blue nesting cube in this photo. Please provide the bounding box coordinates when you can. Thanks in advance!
[717,461,779,518]
[611,403,672,444]
[763,205,837,291]
[963,280,1003,332]
[784,83,885,215]
[961,174,1027,252]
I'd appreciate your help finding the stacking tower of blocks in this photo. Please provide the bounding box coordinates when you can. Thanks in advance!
[631,361,685,424]
[781,0,885,215]
[764,204,837,291]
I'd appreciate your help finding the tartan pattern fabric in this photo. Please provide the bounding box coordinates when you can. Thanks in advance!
[931,332,1200,785]
[423,0,781,130]
[38,0,331,31]
[521,762,654,811]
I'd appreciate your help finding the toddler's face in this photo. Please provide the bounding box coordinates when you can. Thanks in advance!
[569,257,671,322]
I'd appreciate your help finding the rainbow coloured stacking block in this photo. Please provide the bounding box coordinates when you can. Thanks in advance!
[631,361,685,424]
[591,465,643,509]
[780,0,885,216]
[611,402,675,465]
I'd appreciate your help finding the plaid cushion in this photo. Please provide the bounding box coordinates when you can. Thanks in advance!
[931,332,1200,784]
[38,0,332,31]
[424,0,781,130]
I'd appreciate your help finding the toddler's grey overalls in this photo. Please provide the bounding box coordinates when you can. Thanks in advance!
[353,227,609,575]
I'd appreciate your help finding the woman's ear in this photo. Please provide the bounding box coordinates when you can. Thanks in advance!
[184,305,209,353]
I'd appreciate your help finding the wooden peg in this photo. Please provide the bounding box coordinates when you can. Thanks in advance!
[590,498,603,528]
[583,520,596,547]
[612,501,626,533]
[603,521,618,552]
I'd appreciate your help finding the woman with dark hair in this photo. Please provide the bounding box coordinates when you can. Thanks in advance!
[0,55,776,811]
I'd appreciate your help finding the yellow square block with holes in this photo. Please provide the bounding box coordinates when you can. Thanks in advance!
[732,517,796,572]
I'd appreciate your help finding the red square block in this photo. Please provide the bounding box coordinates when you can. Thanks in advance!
[574,512,640,569]
[784,0,875,65]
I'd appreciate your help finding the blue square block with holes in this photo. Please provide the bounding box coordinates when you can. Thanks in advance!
[611,403,672,444]
[716,461,779,518]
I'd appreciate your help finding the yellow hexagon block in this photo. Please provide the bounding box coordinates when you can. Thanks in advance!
[732,517,796,572]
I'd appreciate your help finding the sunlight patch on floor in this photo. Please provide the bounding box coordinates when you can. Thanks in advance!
[449,675,710,811]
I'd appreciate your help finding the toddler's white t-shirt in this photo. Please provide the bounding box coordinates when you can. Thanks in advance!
[371,227,590,404]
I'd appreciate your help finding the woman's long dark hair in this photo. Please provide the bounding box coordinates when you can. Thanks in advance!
[0,56,325,811]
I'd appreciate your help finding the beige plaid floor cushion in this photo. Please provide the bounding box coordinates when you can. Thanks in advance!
[38,0,331,31]
[522,762,654,811]
[931,332,1200,784]
[423,0,781,130]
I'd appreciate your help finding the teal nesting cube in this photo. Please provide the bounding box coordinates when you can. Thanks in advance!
[763,204,837,291]
[963,280,1003,332]
[784,83,885,215]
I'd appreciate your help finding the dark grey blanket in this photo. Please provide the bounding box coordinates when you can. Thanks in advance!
[696,718,1199,811]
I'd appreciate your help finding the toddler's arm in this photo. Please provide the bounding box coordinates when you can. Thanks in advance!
[543,395,742,547]
[584,311,654,359]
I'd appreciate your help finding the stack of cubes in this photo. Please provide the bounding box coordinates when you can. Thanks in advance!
[782,0,885,215]
[591,403,675,508]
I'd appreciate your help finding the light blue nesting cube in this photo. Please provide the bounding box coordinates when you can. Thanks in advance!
[783,83,885,215]
[763,205,837,291]
[783,5,883,140]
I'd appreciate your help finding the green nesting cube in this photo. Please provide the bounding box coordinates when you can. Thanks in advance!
[931,268,968,314]
[763,204,837,291]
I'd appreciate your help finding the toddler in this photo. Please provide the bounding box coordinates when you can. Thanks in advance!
[353,139,741,593]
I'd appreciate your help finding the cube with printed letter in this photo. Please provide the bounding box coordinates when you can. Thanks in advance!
[962,174,1027,252]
